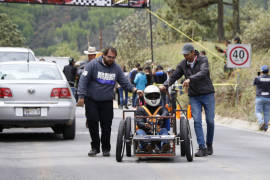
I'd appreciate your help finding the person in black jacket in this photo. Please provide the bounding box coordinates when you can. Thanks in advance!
[253,65,270,132]
[63,57,77,96]
[160,43,215,157]
[135,85,170,153]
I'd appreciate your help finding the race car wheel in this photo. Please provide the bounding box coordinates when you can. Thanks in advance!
[180,117,185,157]
[125,117,132,157]
[172,118,177,135]
[180,116,193,162]
[116,120,126,162]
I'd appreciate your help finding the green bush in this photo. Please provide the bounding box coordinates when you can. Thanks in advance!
[243,10,270,51]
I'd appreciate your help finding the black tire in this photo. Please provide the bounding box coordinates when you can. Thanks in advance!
[63,118,76,140]
[0,127,3,133]
[180,117,193,162]
[180,117,185,157]
[116,120,126,162]
[125,117,132,157]
[172,118,177,135]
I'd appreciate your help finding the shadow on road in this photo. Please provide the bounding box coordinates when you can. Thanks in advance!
[0,132,63,142]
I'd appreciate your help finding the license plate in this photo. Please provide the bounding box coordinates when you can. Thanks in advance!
[23,108,41,117]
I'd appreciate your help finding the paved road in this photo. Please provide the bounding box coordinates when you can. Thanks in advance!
[0,107,270,180]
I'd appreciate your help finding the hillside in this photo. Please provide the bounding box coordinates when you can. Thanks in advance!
[138,41,270,122]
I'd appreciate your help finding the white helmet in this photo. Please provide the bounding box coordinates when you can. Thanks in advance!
[143,85,161,107]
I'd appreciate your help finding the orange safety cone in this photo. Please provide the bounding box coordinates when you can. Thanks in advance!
[176,104,181,119]
[187,104,192,120]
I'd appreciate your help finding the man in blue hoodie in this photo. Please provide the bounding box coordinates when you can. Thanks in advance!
[77,47,137,157]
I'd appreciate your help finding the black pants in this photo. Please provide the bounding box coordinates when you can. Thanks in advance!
[85,97,113,152]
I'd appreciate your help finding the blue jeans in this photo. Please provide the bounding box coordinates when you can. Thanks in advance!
[136,128,169,149]
[132,92,137,107]
[160,92,166,107]
[255,97,270,130]
[118,87,128,106]
[190,93,215,148]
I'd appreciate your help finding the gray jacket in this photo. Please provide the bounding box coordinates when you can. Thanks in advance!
[78,56,134,101]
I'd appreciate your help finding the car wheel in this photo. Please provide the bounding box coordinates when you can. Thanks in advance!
[63,118,76,140]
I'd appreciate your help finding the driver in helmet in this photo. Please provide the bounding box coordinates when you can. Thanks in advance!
[135,85,170,153]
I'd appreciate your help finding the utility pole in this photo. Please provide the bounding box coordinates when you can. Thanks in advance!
[99,29,103,50]
[149,0,154,63]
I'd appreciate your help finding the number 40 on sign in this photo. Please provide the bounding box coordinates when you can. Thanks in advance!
[226,44,251,68]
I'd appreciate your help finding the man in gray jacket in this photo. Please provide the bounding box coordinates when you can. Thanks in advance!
[77,47,137,157]
[160,43,215,157]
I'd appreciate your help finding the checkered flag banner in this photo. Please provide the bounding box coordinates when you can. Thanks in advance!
[0,0,149,8]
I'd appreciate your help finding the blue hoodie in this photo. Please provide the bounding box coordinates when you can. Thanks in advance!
[134,72,147,90]
[78,56,134,101]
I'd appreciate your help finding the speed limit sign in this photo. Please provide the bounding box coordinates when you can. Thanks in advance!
[227,44,251,68]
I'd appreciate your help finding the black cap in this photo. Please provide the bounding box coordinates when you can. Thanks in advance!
[182,43,195,54]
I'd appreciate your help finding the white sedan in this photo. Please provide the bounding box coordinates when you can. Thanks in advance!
[0,61,76,139]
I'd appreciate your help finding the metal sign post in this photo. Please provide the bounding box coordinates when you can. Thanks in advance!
[226,44,252,106]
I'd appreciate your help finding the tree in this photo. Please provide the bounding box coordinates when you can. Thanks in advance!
[114,11,151,68]
[232,0,240,35]
[0,13,25,46]
[164,0,241,41]
[217,0,224,41]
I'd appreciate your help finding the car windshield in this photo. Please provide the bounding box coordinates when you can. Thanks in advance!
[0,64,63,80]
[0,52,36,62]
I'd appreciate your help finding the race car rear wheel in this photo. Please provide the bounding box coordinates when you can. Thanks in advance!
[180,116,193,162]
[116,120,126,162]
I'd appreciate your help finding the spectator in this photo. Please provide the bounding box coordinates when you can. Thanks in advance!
[129,63,141,108]
[134,67,147,91]
[136,90,145,107]
[253,65,270,132]
[166,68,177,113]
[63,57,77,96]
[77,46,99,76]
[144,66,153,86]
[215,40,233,78]
[76,46,99,102]
[234,36,241,44]
[77,47,137,157]
[153,65,167,107]
[160,43,215,157]
[118,65,129,109]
